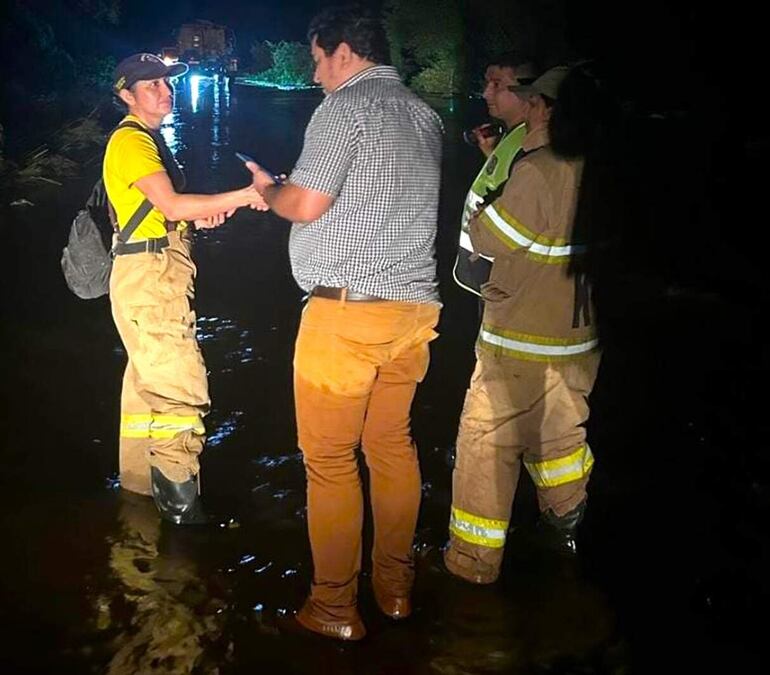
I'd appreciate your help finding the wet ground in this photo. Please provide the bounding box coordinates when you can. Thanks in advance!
[1,75,767,673]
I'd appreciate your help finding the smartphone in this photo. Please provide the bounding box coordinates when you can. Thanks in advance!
[235,152,284,183]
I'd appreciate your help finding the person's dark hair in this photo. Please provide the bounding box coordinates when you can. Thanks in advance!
[112,92,129,113]
[307,4,390,64]
[559,61,624,292]
[549,62,618,159]
[488,51,540,78]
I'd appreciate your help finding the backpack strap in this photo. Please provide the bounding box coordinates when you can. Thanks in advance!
[116,194,155,245]
[106,121,172,245]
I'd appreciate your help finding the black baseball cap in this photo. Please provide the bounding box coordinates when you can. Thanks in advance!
[112,53,188,93]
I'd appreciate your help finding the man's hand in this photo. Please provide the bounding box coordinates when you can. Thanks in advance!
[475,124,501,158]
[245,161,279,195]
[242,163,334,223]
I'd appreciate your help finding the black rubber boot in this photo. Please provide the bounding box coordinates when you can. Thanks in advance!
[150,466,212,525]
[536,500,587,554]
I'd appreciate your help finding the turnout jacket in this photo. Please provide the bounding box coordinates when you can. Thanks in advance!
[469,127,598,362]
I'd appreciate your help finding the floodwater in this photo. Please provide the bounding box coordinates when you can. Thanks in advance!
[0,74,766,673]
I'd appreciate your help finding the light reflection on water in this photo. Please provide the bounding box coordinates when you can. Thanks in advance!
[160,120,178,154]
[207,410,244,447]
[196,315,238,342]
[251,453,302,469]
[196,315,263,374]
[190,74,202,113]
[194,314,254,445]
[98,493,229,673]
[162,73,232,160]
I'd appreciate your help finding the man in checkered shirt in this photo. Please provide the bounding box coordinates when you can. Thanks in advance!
[249,4,442,641]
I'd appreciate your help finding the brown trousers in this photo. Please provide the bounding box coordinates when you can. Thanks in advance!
[445,349,600,583]
[110,231,210,494]
[294,296,440,622]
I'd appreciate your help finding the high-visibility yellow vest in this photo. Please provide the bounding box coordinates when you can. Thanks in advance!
[453,123,527,296]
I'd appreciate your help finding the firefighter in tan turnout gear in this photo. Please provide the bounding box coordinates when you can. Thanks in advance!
[444,66,600,583]
[105,53,265,523]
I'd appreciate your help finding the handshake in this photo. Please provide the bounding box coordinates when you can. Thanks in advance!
[193,152,286,230]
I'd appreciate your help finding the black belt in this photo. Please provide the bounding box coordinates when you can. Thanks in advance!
[310,286,383,302]
[113,236,170,256]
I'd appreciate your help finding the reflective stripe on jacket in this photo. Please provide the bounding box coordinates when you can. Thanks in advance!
[469,127,598,362]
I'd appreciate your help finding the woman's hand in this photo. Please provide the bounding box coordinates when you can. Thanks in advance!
[242,184,269,211]
[193,209,235,229]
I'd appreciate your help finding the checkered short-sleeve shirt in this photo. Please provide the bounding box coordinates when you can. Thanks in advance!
[288,65,443,304]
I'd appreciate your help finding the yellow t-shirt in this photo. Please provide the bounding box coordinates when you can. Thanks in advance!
[102,115,173,242]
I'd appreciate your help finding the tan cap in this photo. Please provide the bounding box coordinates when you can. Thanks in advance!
[509,65,570,100]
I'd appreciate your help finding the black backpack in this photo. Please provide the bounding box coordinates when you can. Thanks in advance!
[61,121,181,300]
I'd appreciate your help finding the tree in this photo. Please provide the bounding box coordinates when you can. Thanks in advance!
[75,0,120,25]
[1,0,123,98]
[248,41,314,88]
[472,1,571,70]
[384,0,466,95]
[384,0,573,96]
[0,0,124,156]
[249,41,273,74]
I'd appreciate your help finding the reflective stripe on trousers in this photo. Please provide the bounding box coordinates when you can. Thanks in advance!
[120,413,205,440]
[449,506,508,548]
[524,444,594,489]
[444,350,599,581]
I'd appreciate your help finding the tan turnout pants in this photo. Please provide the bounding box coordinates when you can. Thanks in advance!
[109,230,210,494]
[445,349,600,583]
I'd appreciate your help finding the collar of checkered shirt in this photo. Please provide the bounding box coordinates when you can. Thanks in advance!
[334,64,401,93]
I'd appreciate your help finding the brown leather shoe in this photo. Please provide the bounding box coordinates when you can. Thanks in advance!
[293,601,366,641]
[373,586,412,619]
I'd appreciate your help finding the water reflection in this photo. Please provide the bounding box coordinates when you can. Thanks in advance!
[162,74,232,160]
[210,73,231,169]
[96,493,228,673]
[190,74,202,113]
[196,315,259,372]
[160,120,178,155]
[212,75,220,115]
[207,410,244,447]
[419,544,619,674]
[251,452,302,470]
